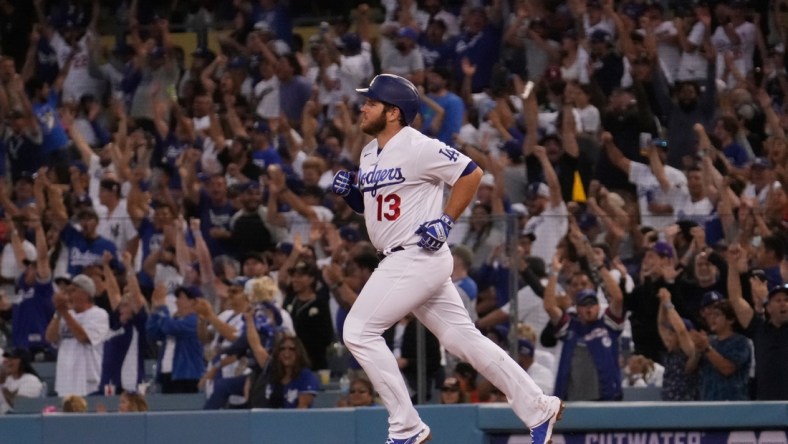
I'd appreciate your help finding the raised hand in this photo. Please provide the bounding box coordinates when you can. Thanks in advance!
[657,288,672,304]
[415,214,454,251]
[331,170,354,197]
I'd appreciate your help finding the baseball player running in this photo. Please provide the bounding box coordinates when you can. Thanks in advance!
[331,74,564,444]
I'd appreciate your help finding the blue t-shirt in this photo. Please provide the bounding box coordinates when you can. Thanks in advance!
[419,39,454,71]
[101,309,148,392]
[60,224,120,275]
[2,132,42,180]
[698,333,751,401]
[554,309,625,400]
[452,26,502,93]
[34,91,69,154]
[251,4,292,43]
[12,275,55,350]
[251,146,283,170]
[723,142,750,168]
[263,367,319,408]
[137,218,165,262]
[279,76,312,124]
[455,276,478,302]
[198,191,236,257]
[421,92,465,146]
[35,40,60,85]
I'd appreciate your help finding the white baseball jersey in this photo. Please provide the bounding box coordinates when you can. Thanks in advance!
[356,126,470,252]
[50,30,103,103]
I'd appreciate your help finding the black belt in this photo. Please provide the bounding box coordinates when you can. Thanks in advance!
[376,246,405,260]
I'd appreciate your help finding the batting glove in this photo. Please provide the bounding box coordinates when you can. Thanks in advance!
[331,170,354,197]
[415,213,454,251]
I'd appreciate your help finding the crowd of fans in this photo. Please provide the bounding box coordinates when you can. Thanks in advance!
[0,0,787,414]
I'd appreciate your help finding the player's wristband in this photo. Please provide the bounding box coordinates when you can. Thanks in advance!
[343,187,365,214]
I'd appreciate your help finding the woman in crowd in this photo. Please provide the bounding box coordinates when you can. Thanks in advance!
[247,335,318,409]
[62,395,88,413]
[346,377,376,407]
[0,348,44,414]
[118,392,149,412]
[99,252,149,395]
[439,377,468,405]
[657,288,699,400]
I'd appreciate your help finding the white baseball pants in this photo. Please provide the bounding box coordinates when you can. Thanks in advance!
[343,247,556,439]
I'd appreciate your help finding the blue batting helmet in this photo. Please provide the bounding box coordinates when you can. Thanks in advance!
[356,74,420,125]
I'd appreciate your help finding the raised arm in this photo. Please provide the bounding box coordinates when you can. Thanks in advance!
[533,145,563,208]
[33,217,51,282]
[602,131,631,173]
[103,251,122,311]
[561,105,580,158]
[725,244,754,329]
[122,252,147,313]
[243,309,270,367]
[190,218,214,285]
[658,288,696,358]
[194,299,239,342]
[543,254,565,324]
[647,144,670,192]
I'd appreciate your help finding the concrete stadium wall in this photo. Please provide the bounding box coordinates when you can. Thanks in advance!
[1,402,786,444]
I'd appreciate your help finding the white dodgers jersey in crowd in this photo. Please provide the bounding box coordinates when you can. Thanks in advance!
[356,127,471,252]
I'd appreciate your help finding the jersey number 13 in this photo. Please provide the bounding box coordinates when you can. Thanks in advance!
[375,194,401,221]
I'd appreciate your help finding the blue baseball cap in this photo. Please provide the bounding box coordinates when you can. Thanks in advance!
[767,283,788,300]
[150,46,166,59]
[226,276,249,288]
[590,30,612,44]
[236,181,260,193]
[652,241,674,259]
[228,56,246,70]
[517,339,535,357]
[751,157,773,169]
[252,119,270,133]
[192,47,216,60]
[175,286,203,299]
[339,226,361,242]
[276,242,294,255]
[397,27,419,41]
[701,291,724,308]
[576,289,599,306]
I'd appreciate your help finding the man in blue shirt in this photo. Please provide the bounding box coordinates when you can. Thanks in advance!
[544,255,625,401]
[27,77,69,164]
[4,216,54,357]
[277,54,311,130]
[59,208,121,276]
[452,7,502,93]
[1,109,43,182]
[421,67,464,146]
[419,19,454,72]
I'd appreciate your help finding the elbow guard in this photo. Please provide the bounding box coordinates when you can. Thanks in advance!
[343,187,365,214]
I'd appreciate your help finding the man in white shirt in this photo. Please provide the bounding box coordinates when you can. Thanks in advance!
[711,1,757,84]
[523,147,568,265]
[45,274,109,396]
[253,58,281,122]
[516,339,554,396]
[95,179,138,254]
[675,166,714,224]
[742,157,782,207]
[642,3,681,83]
[604,132,688,229]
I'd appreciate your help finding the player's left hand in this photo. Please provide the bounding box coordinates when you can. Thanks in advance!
[415,214,454,251]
